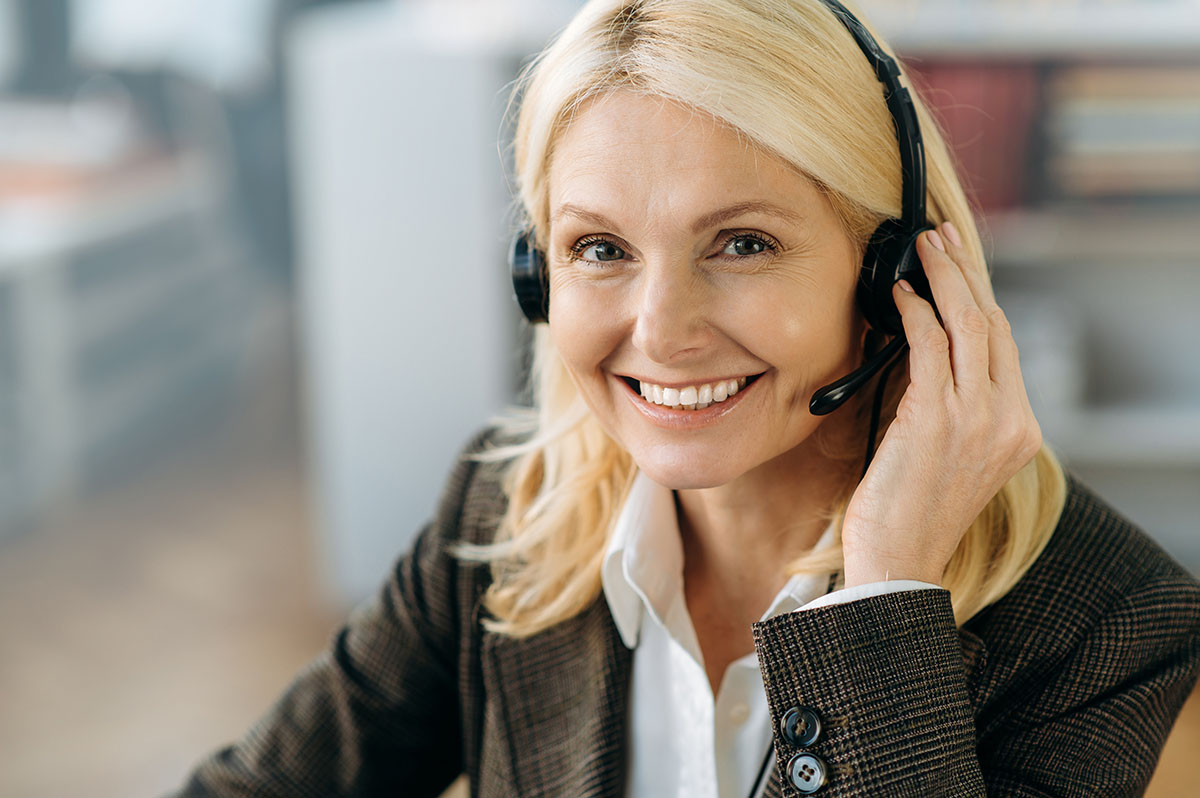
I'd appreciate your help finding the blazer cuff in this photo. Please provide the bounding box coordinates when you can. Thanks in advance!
[798,580,944,612]
[752,589,984,795]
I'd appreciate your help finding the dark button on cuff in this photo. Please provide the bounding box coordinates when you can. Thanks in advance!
[787,752,829,794]
[780,705,822,747]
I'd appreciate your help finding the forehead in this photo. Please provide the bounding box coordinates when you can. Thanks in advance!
[548,90,822,217]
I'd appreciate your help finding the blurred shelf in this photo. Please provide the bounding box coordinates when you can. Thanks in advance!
[0,149,251,531]
[871,2,1200,58]
[80,267,258,457]
[0,153,217,271]
[983,204,1200,267]
[1042,405,1200,466]
[73,232,241,345]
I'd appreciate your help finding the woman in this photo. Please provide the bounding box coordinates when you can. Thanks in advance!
[173,1,1200,796]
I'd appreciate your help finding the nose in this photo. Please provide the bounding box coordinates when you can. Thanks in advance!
[630,259,713,364]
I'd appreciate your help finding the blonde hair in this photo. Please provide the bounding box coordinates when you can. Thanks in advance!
[457,0,1067,637]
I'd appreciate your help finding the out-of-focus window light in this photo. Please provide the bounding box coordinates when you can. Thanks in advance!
[69,0,276,93]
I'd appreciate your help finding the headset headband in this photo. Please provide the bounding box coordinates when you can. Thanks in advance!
[820,0,927,231]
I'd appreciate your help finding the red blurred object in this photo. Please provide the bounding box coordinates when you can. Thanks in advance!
[906,61,1041,213]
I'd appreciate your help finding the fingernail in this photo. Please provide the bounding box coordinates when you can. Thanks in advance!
[927,230,945,252]
[943,221,963,248]
[897,279,915,293]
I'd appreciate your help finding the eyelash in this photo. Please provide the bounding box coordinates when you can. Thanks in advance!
[567,232,779,264]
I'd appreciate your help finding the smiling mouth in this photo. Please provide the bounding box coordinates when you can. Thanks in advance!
[619,373,766,410]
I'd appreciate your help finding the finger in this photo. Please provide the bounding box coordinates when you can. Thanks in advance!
[981,301,1024,388]
[939,221,998,309]
[893,279,951,393]
[919,230,990,392]
[939,222,1022,387]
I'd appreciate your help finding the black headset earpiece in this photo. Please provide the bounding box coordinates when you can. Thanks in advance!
[857,218,933,336]
[806,221,932,416]
[510,228,548,324]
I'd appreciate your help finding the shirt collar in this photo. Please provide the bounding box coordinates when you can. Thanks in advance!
[602,471,682,648]
[601,470,837,650]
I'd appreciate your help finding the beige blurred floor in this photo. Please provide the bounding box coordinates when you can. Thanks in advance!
[0,344,1196,798]
[0,354,340,797]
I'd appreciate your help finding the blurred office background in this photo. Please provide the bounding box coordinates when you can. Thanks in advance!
[0,0,1197,795]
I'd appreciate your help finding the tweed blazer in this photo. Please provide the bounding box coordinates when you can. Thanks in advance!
[174,427,1200,797]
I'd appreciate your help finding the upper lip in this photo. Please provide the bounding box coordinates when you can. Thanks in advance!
[617,372,764,389]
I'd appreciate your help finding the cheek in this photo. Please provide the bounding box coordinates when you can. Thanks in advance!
[739,282,861,371]
[548,283,620,377]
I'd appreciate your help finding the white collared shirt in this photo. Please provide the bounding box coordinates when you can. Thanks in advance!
[601,471,939,798]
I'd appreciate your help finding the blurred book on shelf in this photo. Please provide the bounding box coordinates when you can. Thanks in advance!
[1043,65,1200,198]
[906,62,1040,213]
[908,59,1200,210]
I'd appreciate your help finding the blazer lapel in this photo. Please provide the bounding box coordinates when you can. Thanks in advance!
[482,598,633,797]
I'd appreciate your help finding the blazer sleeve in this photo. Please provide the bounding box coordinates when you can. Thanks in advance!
[751,578,1200,798]
[168,429,494,797]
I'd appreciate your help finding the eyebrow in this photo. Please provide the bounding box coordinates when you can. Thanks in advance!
[551,200,806,235]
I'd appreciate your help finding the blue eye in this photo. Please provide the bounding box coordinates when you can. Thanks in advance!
[572,237,626,262]
[722,234,775,257]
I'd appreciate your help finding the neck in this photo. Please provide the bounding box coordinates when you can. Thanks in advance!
[674,439,855,614]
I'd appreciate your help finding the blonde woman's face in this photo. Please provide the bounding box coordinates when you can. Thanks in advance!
[546,90,866,489]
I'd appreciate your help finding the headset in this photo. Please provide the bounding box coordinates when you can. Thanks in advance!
[510,0,936,471]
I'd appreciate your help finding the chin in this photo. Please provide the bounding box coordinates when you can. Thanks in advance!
[630,446,746,491]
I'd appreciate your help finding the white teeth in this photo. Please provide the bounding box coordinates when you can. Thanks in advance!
[633,375,758,410]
